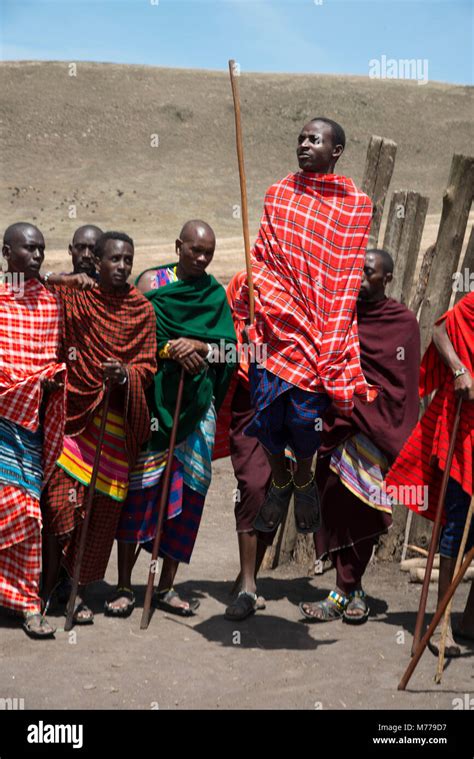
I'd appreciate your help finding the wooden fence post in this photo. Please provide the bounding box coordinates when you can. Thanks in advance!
[382,190,407,262]
[385,191,429,303]
[361,135,397,248]
[418,154,474,352]
[410,245,436,316]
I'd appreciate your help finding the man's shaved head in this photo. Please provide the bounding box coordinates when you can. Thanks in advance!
[369,248,394,275]
[2,222,45,280]
[176,220,216,279]
[358,248,394,303]
[3,222,42,247]
[69,224,103,276]
[72,224,103,245]
[179,219,216,245]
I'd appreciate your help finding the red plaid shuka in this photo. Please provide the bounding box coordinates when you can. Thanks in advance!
[0,485,42,612]
[51,284,157,466]
[234,172,375,413]
[386,292,474,522]
[0,279,66,483]
[0,280,65,613]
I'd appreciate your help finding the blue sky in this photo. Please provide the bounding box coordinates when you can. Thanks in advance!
[1,0,472,85]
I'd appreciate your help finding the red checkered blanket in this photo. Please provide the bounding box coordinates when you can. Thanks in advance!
[386,292,474,521]
[0,280,66,484]
[235,172,375,413]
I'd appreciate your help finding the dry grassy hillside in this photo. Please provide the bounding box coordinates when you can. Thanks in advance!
[1,61,473,262]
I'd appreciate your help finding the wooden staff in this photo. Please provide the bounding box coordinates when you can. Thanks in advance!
[435,494,474,683]
[399,543,474,690]
[65,381,112,631]
[140,367,185,630]
[228,59,255,323]
[411,396,463,654]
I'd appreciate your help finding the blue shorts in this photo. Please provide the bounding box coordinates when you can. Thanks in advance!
[245,364,330,458]
[439,477,474,559]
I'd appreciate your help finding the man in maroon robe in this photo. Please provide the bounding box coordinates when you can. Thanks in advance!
[300,249,421,623]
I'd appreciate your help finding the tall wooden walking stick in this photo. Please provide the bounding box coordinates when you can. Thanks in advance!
[434,493,474,683]
[228,59,255,323]
[140,367,185,630]
[65,381,112,632]
[411,396,463,654]
[399,543,474,690]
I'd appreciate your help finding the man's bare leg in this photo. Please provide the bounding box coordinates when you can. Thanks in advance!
[237,531,258,595]
[156,556,193,611]
[41,533,63,604]
[231,535,270,596]
[106,541,136,612]
[266,451,292,486]
[255,537,268,575]
[293,456,313,487]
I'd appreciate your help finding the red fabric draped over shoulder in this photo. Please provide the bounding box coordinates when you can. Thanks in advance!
[386,292,474,522]
[54,284,157,467]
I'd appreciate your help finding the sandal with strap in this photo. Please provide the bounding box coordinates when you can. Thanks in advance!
[104,587,136,618]
[225,591,258,621]
[253,479,293,533]
[343,589,370,625]
[299,590,348,622]
[154,588,200,617]
[23,612,56,640]
[65,600,94,625]
[294,477,321,534]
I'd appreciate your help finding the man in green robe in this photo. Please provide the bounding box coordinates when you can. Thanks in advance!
[107,220,237,616]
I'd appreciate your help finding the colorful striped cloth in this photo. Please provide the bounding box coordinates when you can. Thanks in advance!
[150,265,178,288]
[128,402,216,520]
[118,478,205,563]
[56,404,129,502]
[329,432,392,514]
[0,418,43,501]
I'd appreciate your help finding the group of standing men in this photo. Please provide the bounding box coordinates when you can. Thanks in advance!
[1,116,473,656]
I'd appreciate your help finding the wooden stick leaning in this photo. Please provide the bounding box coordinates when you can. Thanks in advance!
[411,396,463,654]
[228,59,255,323]
[398,543,474,690]
[65,381,112,632]
[434,494,474,683]
[140,366,186,630]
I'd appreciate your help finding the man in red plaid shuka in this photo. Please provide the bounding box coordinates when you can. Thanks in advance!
[235,117,375,536]
[41,232,156,626]
[0,223,67,639]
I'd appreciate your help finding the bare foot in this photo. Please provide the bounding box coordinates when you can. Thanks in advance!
[428,627,461,658]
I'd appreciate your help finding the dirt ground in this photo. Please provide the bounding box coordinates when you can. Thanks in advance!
[1,60,473,713]
[0,457,472,711]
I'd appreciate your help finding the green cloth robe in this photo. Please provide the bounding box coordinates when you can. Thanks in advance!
[139,265,237,450]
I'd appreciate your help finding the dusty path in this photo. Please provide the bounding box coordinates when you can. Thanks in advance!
[0,458,472,711]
